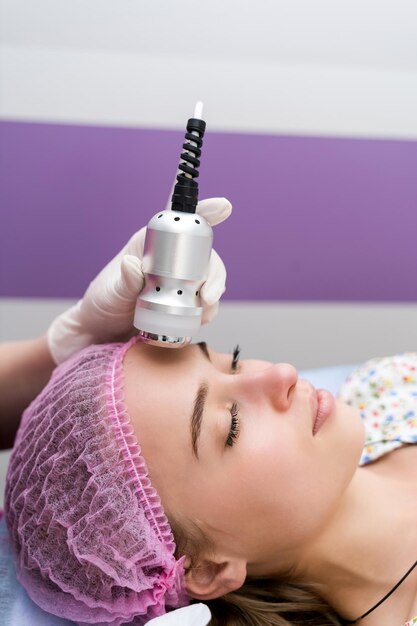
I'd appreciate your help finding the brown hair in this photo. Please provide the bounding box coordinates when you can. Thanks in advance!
[170,516,345,626]
[204,579,344,626]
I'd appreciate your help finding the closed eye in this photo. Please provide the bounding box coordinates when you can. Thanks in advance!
[226,402,240,447]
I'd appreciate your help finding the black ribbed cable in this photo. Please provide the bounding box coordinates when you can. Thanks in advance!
[342,559,417,624]
[170,117,206,214]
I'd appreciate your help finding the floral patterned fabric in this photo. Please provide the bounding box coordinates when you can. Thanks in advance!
[337,352,417,465]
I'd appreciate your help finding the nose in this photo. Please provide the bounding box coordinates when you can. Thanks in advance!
[236,362,298,412]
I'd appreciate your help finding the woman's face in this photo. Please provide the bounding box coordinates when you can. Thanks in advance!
[123,341,364,578]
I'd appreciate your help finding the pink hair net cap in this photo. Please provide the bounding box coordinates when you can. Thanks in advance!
[5,336,190,625]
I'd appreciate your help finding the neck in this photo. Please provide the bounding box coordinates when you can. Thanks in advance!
[294,465,417,621]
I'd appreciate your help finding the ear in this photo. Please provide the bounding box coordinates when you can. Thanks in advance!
[184,556,247,601]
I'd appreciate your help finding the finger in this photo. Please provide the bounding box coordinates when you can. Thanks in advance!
[200,249,226,306]
[201,300,219,325]
[114,255,145,301]
[124,226,147,258]
[196,197,232,226]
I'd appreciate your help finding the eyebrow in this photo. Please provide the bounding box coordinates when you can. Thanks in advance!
[197,341,211,362]
[191,382,209,459]
[190,343,211,458]
[190,342,229,459]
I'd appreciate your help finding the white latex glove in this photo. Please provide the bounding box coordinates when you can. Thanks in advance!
[47,198,231,365]
[146,604,211,626]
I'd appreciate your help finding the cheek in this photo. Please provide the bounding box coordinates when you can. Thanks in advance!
[248,428,317,510]
[213,424,313,525]
[235,408,362,540]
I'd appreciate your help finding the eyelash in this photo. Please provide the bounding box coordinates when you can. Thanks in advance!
[226,345,241,447]
[231,344,241,373]
[226,403,240,447]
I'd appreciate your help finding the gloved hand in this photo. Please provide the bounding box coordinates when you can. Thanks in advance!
[146,603,211,626]
[47,198,231,365]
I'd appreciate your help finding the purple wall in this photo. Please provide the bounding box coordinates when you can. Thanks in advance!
[1,120,416,301]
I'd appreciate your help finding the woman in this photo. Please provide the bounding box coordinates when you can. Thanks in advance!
[121,339,417,626]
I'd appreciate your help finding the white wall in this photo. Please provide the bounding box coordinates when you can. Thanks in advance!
[2,298,416,369]
[1,0,417,138]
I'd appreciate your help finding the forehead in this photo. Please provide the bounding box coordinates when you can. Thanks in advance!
[121,341,212,507]
[135,341,208,367]
[123,340,205,410]
[123,342,208,425]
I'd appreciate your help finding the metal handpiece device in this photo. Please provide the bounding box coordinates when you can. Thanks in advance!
[133,103,213,348]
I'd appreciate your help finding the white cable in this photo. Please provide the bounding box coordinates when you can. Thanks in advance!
[194,100,204,120]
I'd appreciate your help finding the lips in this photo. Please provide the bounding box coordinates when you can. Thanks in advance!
[313,389,335,435]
